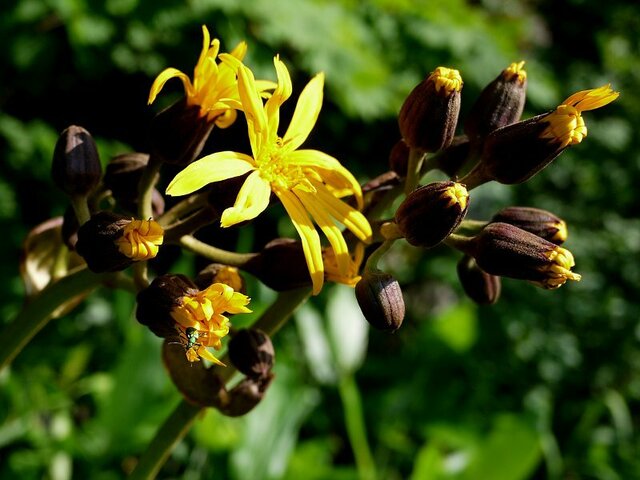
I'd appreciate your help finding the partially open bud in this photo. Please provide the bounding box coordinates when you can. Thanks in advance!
[75,212,164,272]
[228,329,275,379]
[398,67,463,152]
[490,206,567,244]
[456,255,501,305]
[355,270,405,332]
[462,84,619,187]
[464,222,581,289]
[464,61,527,141]
[395,181,469,248]
[52,125,102,196]
[149,99,216,166]
[195,263,245,292]
[103,153,165,216]
[243,238,312,291]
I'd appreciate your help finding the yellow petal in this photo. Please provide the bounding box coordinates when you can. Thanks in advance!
[296,188,351,276]
[148,68,193,104]
[236,64,268,157]
[561,84,619,112]
[220,170,272,227]
[265,56,293,140]
[196,345,226,366]
[283,72,324,151]
[276,188,324,295]
[314,183,372,242]
[166,152,255,196]
[214,109,237,128]
[229,40,247,61]
[287,149,364,208]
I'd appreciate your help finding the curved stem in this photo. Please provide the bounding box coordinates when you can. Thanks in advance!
[0,268,105,370]
[364,240,395,272]
[179,235,257,267]
[138,154,163,220]
[339,374,377,480]
[157,191,211,227]
[129,287,311,479]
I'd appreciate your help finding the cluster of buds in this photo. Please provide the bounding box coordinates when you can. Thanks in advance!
[353,61,617,330]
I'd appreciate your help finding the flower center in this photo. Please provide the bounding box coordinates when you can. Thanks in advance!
[115,218,164,260]
[257,137,309,190]
[541,105,587,148]
[429,67,463,96]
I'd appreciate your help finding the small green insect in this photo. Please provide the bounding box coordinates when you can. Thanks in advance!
[184,327,200,349]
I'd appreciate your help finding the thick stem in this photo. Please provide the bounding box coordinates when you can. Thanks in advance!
[129,287,311,479]
[0,268,104,370]
[138,154,163,220]
[157,191,211,227]
[443,233,476,256]
[179,235,257,267]
[339,374,377,480]
[70,194,92,225]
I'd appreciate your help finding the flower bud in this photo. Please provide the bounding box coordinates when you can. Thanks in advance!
[395,181,469,248]
[490,206,567,244]
[51,125,102,196]
[389,139,410,177]
[243,238,312,291]
[195,263,245,293]
[466,222,581,289]
[136,274,198,338]
[75,212,164,273]
[398,67,463,152]
[456,255,501,305]
[103,153,165,216]
[149,98,215,165]
[228,329,275,379]
[355,270,405,332]
[464,61,527,141]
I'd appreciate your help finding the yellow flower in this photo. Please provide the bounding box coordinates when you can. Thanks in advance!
[541,84,619,148]
[166,56,372,295]
[115,218,164,260]
[148,26,273,128]
[171,283,252,364]
[323,243,365,287]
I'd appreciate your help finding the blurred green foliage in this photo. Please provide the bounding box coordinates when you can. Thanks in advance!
[1,0,638,479]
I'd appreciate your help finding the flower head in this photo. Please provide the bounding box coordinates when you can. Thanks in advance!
[171,283,252,364]
[148,26,272,128]
[540,84,619,148]
[115,218,164,260]
[166,56,372,294]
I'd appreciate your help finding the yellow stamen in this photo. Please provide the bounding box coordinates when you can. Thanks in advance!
[115,219,163,261]
[444,183,469,210]
[429,67,463,96]
[502,61,527,83]
[538,247,582,289]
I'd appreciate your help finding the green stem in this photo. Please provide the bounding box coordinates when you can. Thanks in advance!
[129,400,202,480]
[156,191,211,227]
[339,374,377,480]
[130,287,311,479]
[0,268,104,370]
[364,240,395,272]
[443,233,475,255]
[138,154,163,220]
[70,194,91,225]
[404,148,426,195]
[179,235,257,267]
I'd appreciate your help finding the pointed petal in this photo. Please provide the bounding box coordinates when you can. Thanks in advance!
[276,189,324,295]
[166,152,255,196]
[283,72,324,151]
[287,149,363,208]
[562,84,620,112]
[236,64,268,157]
[296,188,350,276]
[197,346,226,366]
[229,40,247,60]
[220,170,272,227]
[265,56,293,139]
[148,68,193,104]
[314,183,372,242]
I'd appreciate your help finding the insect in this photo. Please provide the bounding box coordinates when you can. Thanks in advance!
[169,326,207,362]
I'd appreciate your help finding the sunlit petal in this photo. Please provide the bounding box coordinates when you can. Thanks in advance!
[220,171,272,227]
[148,68,193,104]
[283,73,324,151]
[265,56,293,141]
[166,152,255,196]
[276,189,324,295]
[314,183,372,242]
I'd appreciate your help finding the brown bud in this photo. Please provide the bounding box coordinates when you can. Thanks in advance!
[243,238,312,291]
[355,270,405,332]
[398,67,462,152]
[466,222,581,289]
[149,98,215,165]
[52,125,102,196]
[228,329,275,379]
[75,211,134,272]
[136,274,199,338]
[395,181,469,248]
[490,206,567,244]
[456,255,501,305]
[465,61,527,141]
[389,139,410,177]
[103,153,165,216]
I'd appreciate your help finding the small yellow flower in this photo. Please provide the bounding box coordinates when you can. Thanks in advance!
[171,282,251,364]
[324,243,365,287]
[538,247,582,289]
[115,218,164,260]
[148,26,273,128]
[166,56,372,295]
[541,84,619,148]
[429,67,463,96]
